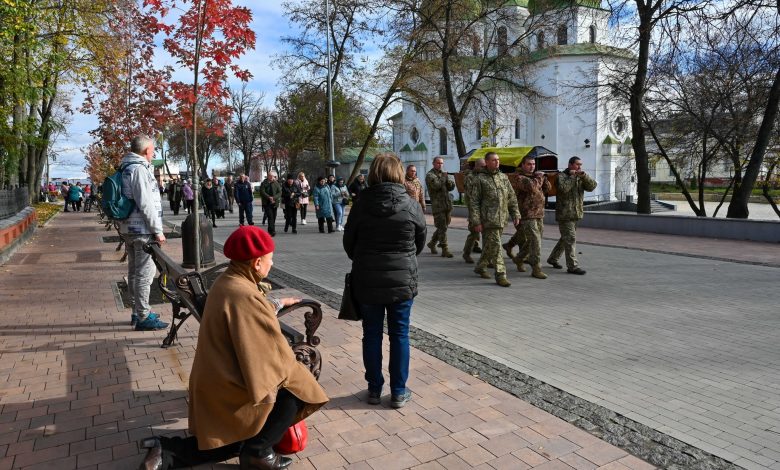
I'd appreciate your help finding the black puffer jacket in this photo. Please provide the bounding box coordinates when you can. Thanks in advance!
[343,182,427,305]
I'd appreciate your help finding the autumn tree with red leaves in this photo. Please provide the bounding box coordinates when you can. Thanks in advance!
[82,0,174,183]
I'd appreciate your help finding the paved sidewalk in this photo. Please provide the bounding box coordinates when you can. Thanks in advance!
[162,205,780,470]
[0,210,653,469]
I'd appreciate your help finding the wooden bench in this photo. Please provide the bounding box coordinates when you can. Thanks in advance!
[143,241,322,379]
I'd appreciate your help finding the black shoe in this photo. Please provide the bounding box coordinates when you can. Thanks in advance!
[239,448,292,470]
[269,232,276,237]
[367,390,381,405]
[138,438,163,470]
[567,267,586,275]
[248,222,255,225]
[212,223,217,228]
[292,229,297,234]
[472,245,482,253]
[548,259,563,269]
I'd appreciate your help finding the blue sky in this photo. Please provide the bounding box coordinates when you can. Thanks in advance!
[50,2,292,180]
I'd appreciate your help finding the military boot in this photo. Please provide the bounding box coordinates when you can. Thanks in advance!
[502,242,514,258]
[474,268,491,279]
[427,240,438,255]
[531,265,547,279]
[462,253,474,264]
[441,247,454,258]
[515,259,527,272]
[495,274,511,287]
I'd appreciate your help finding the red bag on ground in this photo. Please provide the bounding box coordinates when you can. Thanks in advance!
[273,421,308,454]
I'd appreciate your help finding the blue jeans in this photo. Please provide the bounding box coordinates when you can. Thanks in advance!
[238,201,253,224]
[333,202,345,227]
[360,299,413,396]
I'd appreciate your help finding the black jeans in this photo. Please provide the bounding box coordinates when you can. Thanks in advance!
[299,203,307,221]
[284,206,297,232]
[159,389,302,469]
[317,217,334,233]
[264,204,278,234]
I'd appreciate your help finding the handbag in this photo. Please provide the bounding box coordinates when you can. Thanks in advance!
[273,420,308,454]
[338,273,362,321]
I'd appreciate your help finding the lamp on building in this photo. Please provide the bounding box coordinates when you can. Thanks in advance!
[541,134,545,139]
[584,139,591,148]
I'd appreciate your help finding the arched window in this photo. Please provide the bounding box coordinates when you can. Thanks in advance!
[557,25,567,45]
[589,25,596,44]
[537,31,546,49]
[497,26,508,55]
[476,120,482,141]
[439,127,448,155]
[514,119,521,140]
[410,127,420,144]
[471,35,481,56]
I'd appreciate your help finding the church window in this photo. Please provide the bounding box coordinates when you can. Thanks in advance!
[410,127,420,144]
[557,25,567,45]
[612,116,627,136]
[589,25,596,44]
[471,35,481,56]
[649,161,656,178]
[497,26,508,55]
[537,31,546,49]
[439,128,448,155]
[476,120,482,141]
[514,119,521,139]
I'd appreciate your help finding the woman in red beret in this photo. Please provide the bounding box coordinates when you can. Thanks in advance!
[139,226,328,470]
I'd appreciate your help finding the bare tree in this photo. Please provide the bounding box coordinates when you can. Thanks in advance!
[230,84,265,175]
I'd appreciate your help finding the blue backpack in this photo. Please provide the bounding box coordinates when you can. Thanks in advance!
[101,162,141,220]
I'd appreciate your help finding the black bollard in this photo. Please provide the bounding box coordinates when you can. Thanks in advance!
[181,213,215,269]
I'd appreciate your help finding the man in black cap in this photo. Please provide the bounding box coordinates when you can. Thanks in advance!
[281,173,301,234]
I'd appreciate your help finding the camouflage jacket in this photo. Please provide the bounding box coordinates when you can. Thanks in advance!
[404,176,426,210]
[555,170,597,221]
[462,168,481,206]
[425,168,454,214]
[468,169,520,229]
[512,171,550,219]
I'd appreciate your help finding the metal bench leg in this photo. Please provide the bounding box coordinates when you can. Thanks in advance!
[162,305,192,348]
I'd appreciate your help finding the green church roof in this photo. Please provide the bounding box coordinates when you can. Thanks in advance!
[529,0,603,14]
[602,135,619,144]
[413,142,428,152]
[400,144,412,152]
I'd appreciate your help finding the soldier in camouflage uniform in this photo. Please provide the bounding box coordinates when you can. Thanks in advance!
[404,165,426,211]
[425,156,455,257]
[513,155,551,279]
[547,156,597,274]
[468,152,520,287]
[502,173,527,262]
[462,158,486,264]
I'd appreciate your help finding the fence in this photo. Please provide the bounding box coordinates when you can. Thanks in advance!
[0,186,29,220]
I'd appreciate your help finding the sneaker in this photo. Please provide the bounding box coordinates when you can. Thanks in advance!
[367,390,381,405]
[301,219,306,225]
[135,316,169,331]
[391,390,412,409]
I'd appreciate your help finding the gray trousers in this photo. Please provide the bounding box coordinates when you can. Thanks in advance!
[124,234,155,321]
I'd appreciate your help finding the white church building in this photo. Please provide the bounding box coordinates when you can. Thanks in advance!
[390,0,637,202]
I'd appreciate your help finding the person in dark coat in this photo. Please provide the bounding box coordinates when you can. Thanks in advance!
[202,179,219,227]
[281,174,301,234]
[348,174,368,202]
[342,153,427,409]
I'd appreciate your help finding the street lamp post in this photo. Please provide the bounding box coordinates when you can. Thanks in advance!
[325,0,338,176]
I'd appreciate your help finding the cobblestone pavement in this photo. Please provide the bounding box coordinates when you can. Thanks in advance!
[0,210,654,469]
[163,204,780,470]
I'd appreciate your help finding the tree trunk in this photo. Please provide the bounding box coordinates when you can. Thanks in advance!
[726,64,780,218]
[629,6,653,215]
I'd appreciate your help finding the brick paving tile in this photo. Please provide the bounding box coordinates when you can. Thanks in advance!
[0,211,655,469]
[559,452,599,470]
[576,442,630,467]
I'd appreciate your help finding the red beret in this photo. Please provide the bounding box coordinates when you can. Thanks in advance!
[223,226,275,261]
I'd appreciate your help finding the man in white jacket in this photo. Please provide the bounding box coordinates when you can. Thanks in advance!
[120,135,169,331]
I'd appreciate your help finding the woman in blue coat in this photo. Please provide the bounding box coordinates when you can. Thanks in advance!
[68,182,84,212]
[311,176,334,233]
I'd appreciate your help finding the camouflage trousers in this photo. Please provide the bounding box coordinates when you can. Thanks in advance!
[548,220,578,269]
[516,218,543,266]
[430,211,451,248]
[506,227,528,256]
[476,228,505,275]
[462,222,481,256]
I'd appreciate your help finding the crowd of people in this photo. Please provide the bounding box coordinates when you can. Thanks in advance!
[47,181,98,212]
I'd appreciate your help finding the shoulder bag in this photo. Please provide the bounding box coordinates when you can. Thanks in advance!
[338,273,362,321]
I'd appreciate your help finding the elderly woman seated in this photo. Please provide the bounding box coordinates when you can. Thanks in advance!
[140,226,328,470]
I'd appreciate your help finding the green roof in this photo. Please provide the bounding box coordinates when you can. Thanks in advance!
[529,0,603,14]
[413,142,428,152]
[400,144,412,152]
[603,135,619,144]
[337,147,393,164]
[624,137,632,144]
[151,159,165,167]
[465,146,556,167]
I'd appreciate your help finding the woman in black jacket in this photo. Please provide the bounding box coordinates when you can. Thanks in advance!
[343,153,427,409]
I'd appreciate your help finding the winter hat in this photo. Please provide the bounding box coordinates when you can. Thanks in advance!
[286,173,295,180]
[223,226,275,261]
